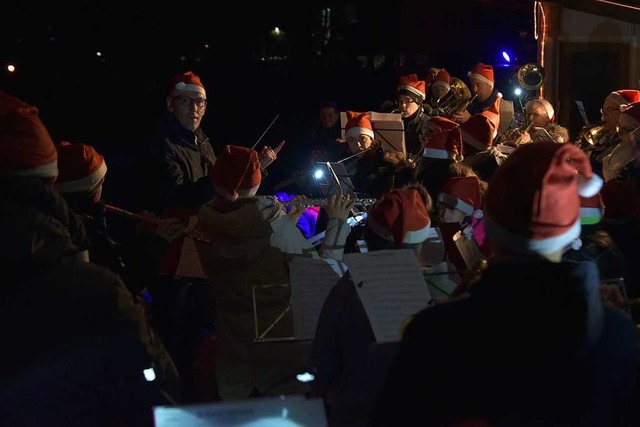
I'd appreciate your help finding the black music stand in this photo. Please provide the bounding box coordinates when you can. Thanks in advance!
[314,161,356,197]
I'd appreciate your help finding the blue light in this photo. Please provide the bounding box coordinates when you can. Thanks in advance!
[313,169,324,180]
[514,87,523,96]
[502,51,511,63]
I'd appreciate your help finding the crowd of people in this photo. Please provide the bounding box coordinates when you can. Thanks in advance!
[2,63,640,427]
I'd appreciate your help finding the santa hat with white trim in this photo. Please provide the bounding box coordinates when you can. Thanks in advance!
[461,113,497,153]
[345,111,375,139]
[438,176,484,220]
[367,188,431,249]
[211,144,262,196]
[526,98,555,122]
[485,141,603,255]
[169,71,206,97]
[55,141,108,193]
[467,63,494,89]
[0,90,58,178]
[619,101,640,131]
[605,89,640,107]
[397,74,426,104]
[579,193,604,225]
[427,68,451,92]
[423,127,463,161]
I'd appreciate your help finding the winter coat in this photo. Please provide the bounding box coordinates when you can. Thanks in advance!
[194,195,350,400]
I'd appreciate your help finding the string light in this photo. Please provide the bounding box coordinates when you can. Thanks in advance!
[533,1,547,99]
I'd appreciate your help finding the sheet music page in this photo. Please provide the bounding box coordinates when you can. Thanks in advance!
[175,215,207,279]
[289,257,346,340]
[420,226,446,267]
[344,249,434,343]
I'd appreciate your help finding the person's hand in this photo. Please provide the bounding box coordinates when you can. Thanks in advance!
[452,109,471,124]
[324,194,356,221]
[155,217,187,243]
[259,140,285,170]
[287,194,308,224]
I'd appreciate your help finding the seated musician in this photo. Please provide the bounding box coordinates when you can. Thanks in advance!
[509,98,569,145]
[423,67,455,117]
[194,144,354,401]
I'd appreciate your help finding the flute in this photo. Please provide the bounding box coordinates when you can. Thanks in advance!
[282,197,377,208]
[100,202,212,244]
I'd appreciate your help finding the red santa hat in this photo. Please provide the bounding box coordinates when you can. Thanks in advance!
[579,193,604,225]
[485,141,603,255]
[427,68,451,91]
[345,111,375,139]
[467,63,494,89]
[55,141,108,193]
[397,74,426,103]
[460,113,497,152]
[605,89,640,107]
[0,90,58,178]
[619,101,640,130]
[367,188,431,248]
[438,176,484,219]
[169,71,206,97]
[600,180,640,221]
[427,116,459,131]
[526,98,555,122]
[211,145,261,195]
[423,127,463,161]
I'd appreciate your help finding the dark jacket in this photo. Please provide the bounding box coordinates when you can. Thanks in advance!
[402,107,431,159]
[141,113,217,213]
[373,260,638,427]
[0,174,178,426]
[344,148,404,199]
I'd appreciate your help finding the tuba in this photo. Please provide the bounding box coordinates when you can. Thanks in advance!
[432,77,474,118]
[517,63,545,91]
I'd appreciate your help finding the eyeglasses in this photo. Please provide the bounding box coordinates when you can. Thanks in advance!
[173,96,207,108]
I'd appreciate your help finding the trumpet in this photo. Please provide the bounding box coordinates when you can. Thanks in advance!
[283,197,377,208]
[504,122,534,147]
[100,202,212,244]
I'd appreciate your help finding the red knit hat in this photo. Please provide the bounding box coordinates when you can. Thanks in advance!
[485,141,603,255]
[579,193,604,225]
[367,188,431,248]
[397,74,426,103]
[345,111,375,139]
[0,90,57,178]
[423,127,463,161]
[427,68,451,91]
[169,71,206,97]
[211,145,261,194]
[460,113,496,152]
[467,63,494,89]
[438,176,484,219]
[601,180,640,221]
[605,89,640,107]
[55,141,107,193]
[619,101,640,130]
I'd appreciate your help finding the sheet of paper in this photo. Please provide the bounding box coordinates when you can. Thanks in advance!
[289,257,346,340]
[344,249,434,343]
[154,394,327,427]
[420,226,446,267]
[175,215,207,279]
[453,230,486,272]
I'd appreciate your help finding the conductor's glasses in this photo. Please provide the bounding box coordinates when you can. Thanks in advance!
[173,96,207,108]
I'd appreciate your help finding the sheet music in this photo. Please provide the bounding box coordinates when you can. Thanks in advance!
[420,226,446,267]
[175,215,207,279]
[453,230,487,271]
[344,249,434,343]
[289,257,346,340]
[340,111,405,155]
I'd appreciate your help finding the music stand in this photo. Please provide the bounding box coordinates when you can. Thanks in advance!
[314,161,356,197]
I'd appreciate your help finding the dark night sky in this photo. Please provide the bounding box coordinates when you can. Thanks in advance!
[1,2,534,156]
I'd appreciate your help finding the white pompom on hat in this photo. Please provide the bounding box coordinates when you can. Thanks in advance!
[484,141,603,255]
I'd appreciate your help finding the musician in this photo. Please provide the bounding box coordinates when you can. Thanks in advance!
[393,74,432,159]
[194,144,354,401]
[423,67,455,118]
[510,98,570,145]
[307,188,432,426]
[581,89,640,177]
[451,63,502,131]
[341,111,406,199]
[374,142,639,427]
[602,101,640,182]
